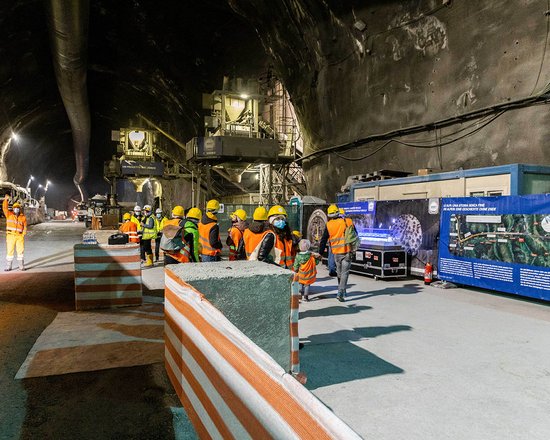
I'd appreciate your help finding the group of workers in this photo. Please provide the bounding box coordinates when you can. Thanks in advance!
[118,199,355,302]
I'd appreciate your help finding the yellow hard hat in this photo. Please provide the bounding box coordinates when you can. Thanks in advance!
[268,205,287,218]
[172,205,184,217]
[292,230,301,239]
[186,207,202,220]
[232,209,247,221]
[253,206,268,221]
[327,204,339,216]
[123,213,131,220]
[12,202,22,208]
[206,199,220,212]
[339,208,345,215]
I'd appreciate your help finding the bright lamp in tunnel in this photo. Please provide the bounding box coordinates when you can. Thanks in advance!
[11,133,19,142]
[128,130,146,150]
[26,175,34,189]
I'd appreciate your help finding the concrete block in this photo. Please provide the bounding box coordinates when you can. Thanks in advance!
[169,260,292,369]
[74,243,142,310]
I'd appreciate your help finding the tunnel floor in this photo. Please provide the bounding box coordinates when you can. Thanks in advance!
[1,221,549,439]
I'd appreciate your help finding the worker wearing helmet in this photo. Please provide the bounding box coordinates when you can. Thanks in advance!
[162,205,191,265]
[184,207,202,263]
[3,195,27,271]
[140,204,157,267]
[131,206,143,240]
[318,204,355,302]
[154,208,168,262]
[227,209,248,260]
[243,206,272,261]
[119,212,139,243]
[256,205,295,269]
[198,199,223,262]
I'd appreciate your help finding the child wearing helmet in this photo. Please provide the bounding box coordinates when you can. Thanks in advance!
[119,212,139,243]
[227,209,248,260]
[293,239,320,301]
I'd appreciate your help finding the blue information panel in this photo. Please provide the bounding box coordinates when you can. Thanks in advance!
[339,200,376,215]
[438,195,550,301]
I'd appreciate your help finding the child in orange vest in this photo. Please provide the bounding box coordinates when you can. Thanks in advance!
[292,239,320,301]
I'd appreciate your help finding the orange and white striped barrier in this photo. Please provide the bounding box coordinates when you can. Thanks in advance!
[74,244,142,310]
[164,268,361,439]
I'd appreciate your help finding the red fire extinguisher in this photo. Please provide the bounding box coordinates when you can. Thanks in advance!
[424,262,433,285]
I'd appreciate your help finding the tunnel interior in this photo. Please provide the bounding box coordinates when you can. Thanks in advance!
[1,0,549,209]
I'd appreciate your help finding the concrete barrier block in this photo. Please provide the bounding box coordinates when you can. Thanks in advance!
[164,264,361,439]
[168,261,292,370]
[74,243,142,310]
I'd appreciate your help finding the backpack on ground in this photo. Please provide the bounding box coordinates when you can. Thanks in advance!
[344,220,360,253]
[160,222,184,251]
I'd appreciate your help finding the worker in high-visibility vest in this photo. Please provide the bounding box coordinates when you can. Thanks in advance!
[243,206,272,261]
[318,204,354,302]
[227,209,248,260]
[119,212,140,243]
[184,207,202,263]
[140,205,157,267]
[131,206,143,259]
[154,208,168,262]
[254,205,294,269]
[198,199,223,262]
[3,195,27,271]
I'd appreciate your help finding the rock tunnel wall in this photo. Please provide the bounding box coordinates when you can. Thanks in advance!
[230,0,550,200]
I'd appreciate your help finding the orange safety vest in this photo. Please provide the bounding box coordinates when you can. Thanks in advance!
[198,221,221,256]
[120,221,140,243]
[297,255,317,285]
[327,217,350,254]
[243,229,272,260]
[165,247,192,264]
[228,226,244,261]
[273,235,294,269]
[3,199,27,235]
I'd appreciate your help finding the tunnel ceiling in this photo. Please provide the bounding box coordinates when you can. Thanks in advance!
[0,0,268,209]
[2,0,550,208]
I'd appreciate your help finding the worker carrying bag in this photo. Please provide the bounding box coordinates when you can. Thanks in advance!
[344,220,360,253]
[159,223,184,252]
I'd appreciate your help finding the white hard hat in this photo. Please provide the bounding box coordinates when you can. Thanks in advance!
[134,205,142,212]
[155,208,162,214]
[143,204,152,211]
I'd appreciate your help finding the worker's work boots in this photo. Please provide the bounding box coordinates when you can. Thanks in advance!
[18,260,25,271]
[4,261,12,272]
[143,254,154,268]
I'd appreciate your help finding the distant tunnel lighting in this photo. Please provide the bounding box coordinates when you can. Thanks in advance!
[11,133,19,142]
[254,173,259,180]
[240,94,249,99]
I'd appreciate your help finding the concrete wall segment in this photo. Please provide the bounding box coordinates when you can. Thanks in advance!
[164,268,362,439]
